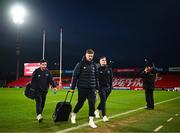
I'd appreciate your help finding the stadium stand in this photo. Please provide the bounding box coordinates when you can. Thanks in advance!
[7,74,180,91]
[7,77,71,88]
[7,77,31,88]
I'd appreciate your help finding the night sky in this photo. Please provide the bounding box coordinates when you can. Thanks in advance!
[1,0,180,76]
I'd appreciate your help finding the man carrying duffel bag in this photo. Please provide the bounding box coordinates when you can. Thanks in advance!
[31,59,57,123]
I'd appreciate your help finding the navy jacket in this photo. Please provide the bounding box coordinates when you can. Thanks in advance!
[31,68,56,92]
[70,57,99,90]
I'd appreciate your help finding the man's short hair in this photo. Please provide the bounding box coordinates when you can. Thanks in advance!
[40,59,47,64]
[99,56,106,60]
[86,49,94,54]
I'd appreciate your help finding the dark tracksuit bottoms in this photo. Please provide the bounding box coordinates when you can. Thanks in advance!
[97,87,111,116]
[73,88,96,116]
[35,91,48,115]
[145,89,154,109]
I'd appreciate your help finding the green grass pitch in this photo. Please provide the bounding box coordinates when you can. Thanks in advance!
[0,88,180,132]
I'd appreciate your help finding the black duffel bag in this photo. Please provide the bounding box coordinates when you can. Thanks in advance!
[24,83,35,100]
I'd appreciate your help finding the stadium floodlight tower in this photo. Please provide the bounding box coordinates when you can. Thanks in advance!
[10,4,26,80]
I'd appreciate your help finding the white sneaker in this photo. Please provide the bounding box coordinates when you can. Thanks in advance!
[71,112,76,124]
[36,114,43,122]
[89,117,97,128]
[103,116,109,122]
[89,121,97,128]
[94,110,100,118]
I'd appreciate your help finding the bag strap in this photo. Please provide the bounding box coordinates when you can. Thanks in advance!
[64,91,74,104]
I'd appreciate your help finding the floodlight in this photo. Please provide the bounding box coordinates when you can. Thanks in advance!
[11,5,26,24]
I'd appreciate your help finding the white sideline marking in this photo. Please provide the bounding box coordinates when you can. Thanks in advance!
[154,125,163,132]
[55,96,180,133]
[175,114,179,116]
[167,117,173,122]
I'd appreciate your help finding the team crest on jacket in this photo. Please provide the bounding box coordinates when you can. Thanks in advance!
[38,75,40,77]
[45,74,49,76]
[83,67,86,69]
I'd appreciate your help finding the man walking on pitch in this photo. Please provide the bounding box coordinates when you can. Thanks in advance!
[94,56,113,122]
[31,59,57,122]
[69,49,99,128]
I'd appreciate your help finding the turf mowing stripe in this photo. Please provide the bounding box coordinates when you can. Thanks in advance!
[47,100,59,104]
[56,96,180,133]
[154,125,163,132]
[167,117,173,122]
[154,96,180,106]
